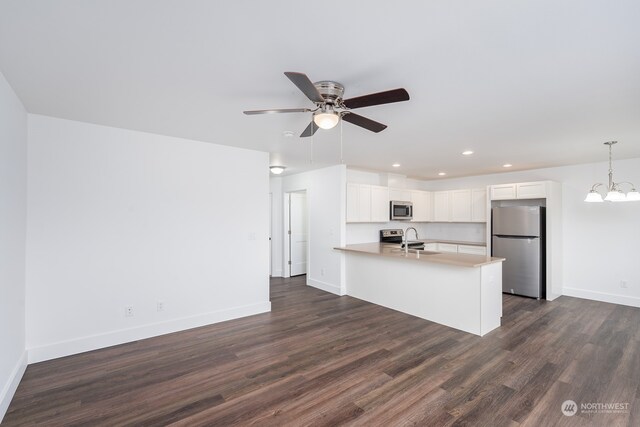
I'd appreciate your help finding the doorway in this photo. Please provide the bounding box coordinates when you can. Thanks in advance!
[287,191,308,277]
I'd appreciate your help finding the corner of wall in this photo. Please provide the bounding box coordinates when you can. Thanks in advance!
[0,351,27,422]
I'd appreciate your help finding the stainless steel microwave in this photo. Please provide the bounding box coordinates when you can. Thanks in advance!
[390,200,413,220]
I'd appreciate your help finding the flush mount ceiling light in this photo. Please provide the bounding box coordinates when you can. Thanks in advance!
[438,172,447,176]
[503,163,513,168]
[313,106,340,130]
[269,166,286,175]
[462,150,474,156]
[585,141,640,203]
[392,163,401,168]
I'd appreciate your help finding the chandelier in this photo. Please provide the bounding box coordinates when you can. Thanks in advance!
[584,141,640,202]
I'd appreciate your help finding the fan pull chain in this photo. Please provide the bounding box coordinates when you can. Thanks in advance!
[309,128,314,164]
[340,118,344,164]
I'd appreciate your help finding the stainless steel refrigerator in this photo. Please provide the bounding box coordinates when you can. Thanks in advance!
[492,206,545,299]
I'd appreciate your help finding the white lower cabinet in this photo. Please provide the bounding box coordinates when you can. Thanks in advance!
[424,243,438,251]
[436,243,458,253]
[457,245,487,255]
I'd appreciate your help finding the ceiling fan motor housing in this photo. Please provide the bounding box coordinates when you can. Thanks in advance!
[313,81,344,104]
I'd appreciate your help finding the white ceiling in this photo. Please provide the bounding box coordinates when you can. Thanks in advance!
[1,0,639,179]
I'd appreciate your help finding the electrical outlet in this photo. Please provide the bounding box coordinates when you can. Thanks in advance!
[620,280,628,289]
[157,301,165,312]
[125,306,134,317]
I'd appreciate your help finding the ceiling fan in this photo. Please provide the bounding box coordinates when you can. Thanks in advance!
[243,72,410,137]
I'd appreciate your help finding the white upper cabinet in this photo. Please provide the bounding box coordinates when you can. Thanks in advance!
[490,181,548,200]
[516,182,547,199]
[347,183,388,223]
[471,188,487,222]
[389,188,411,202]
[433,191,450,222]
[490,184,517,200]
[370,185,390,222]
[346,183,359,223]
[410,190,432,222]
[450,189,472,222]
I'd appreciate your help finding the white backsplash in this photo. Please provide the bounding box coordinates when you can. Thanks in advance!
[424,222,486,243]
[346,221,485,245]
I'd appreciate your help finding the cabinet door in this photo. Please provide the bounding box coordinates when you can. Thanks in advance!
[490,184,517,200]
[451,190,472,222]
[433,191,450,222]
[370,185,389,222]
[471,188,487,222]
[437,243,458,253]
[389,188,411,202]
[458,245,487,255]
[410,190,429,222]
[358,184,372,222]
[424,243,438,251]
[346,183,359,222]
[517,182,546,199]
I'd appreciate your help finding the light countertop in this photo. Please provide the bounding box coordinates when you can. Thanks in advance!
[335,243,504,268]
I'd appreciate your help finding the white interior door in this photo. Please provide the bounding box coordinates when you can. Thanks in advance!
[289,192,307,276]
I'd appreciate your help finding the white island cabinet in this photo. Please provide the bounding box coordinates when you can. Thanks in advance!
[335,244,504,336]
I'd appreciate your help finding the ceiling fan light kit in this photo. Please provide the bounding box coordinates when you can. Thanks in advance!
[243,71,409,137]
[584,141,639,203]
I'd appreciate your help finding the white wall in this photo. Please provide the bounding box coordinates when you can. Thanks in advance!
[0,72,28,421]
[273,165,347,295]
[269,177,283,277]
[25,115,271,362]
[422,159,640,307]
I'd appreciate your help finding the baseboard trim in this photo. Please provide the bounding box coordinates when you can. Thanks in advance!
[271,269,283,278]
[563,287,640,308]
[0,351,27,422]
[307,278,344,296]
[28,301,271,364]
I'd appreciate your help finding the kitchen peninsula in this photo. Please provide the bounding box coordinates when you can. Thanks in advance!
[335,243,505,336]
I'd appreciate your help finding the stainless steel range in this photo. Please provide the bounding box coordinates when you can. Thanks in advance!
[379,229,425,250]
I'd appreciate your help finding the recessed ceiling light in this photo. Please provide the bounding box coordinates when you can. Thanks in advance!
[462,150,474,156]
[503,163,513,168]
[282,131,294,138]
[438,172,447,176]
[270,166,286,175]
[392,163,401,168]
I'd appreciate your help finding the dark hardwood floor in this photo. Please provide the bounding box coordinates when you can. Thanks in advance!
[4,276,640,426]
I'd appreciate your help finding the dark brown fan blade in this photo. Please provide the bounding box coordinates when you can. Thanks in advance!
[342,88,409,109]
[341,112,387,133]
[284,72,325,104]
[243,108,312,115]
[300,121,319,137]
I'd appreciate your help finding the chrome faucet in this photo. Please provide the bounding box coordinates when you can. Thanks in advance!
[404,227,419,254]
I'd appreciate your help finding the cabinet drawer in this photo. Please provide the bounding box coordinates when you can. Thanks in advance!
[436,243,458,253]
[457,245,487,255]
[423,243,438,251]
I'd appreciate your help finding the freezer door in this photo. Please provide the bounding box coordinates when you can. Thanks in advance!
[492,206,541,237]
[492,236,542,298]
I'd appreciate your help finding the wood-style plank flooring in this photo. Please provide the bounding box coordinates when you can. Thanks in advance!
[4,276,640,426]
